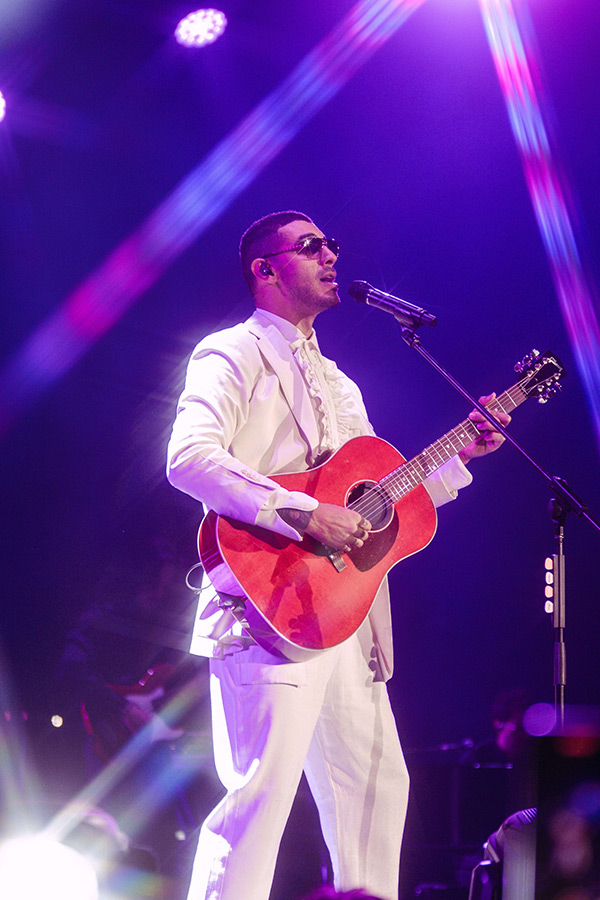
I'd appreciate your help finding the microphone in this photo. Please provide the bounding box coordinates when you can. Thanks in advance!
[349,280,437,328]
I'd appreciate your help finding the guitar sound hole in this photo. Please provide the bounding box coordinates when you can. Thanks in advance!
[347,481,393,531]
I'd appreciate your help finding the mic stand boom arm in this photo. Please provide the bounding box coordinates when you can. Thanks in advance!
[398,320,593,527]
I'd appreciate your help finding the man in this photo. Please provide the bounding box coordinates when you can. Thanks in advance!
[166,211,509,900]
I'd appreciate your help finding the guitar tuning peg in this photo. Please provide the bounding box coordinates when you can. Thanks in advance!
[516,349,538,373]
[543,382,562,400]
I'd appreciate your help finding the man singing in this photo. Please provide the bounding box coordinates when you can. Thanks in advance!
[167,211,509,900]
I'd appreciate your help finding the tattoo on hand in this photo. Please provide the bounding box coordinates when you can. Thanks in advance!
[276,508,313,534]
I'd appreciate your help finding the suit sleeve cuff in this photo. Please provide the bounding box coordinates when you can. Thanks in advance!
[256,492,319,540]
[424,456,473,508]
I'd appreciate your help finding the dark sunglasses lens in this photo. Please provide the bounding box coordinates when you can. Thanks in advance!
[301,238,323,256]
[300,237,339,257]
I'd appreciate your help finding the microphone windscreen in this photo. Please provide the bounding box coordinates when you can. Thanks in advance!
[348,280,371,303]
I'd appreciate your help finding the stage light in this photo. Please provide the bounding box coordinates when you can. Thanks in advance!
[523,702,556,737]
[0,91,6,123]
[51,714,64,728]
[175,8,227,47]
[544,555,554,612]
[0,835,99,900]
[0,0,427,437]
[479,0,600,454]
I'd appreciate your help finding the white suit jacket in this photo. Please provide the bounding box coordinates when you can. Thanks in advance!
[167,310,472,679]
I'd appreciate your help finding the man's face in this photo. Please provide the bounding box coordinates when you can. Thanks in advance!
[267,219,340,318]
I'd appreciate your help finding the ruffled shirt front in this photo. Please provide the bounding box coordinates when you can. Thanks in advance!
[256,309,373,466]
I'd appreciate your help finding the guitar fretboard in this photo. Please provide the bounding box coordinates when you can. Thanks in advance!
[379,381,528,502]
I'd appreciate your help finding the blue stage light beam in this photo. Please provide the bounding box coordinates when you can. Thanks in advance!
[479,0,600,455]
[0,0,427,439]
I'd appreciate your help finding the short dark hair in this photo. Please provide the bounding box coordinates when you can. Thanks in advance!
[239,210,313,292]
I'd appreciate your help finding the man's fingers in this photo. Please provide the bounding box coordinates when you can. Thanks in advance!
[354,516,372,540]
[469,392,511,431]
[307,504,375,550]
[344,517,372,552]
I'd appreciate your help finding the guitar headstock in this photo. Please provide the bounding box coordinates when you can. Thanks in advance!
[514,349,566,403]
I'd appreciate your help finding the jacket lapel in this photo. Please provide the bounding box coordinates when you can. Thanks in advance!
[246,313,321,457]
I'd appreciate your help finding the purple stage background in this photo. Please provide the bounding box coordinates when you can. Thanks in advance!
[0,0,599,896]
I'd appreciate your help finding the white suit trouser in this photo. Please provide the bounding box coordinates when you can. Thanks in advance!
[186,623,409,900]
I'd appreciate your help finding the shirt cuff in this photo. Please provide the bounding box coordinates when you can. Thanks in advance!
[425,455,473,508]
[256,491,319,540]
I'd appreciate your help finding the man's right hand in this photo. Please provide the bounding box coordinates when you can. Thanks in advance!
[304,503,371,552]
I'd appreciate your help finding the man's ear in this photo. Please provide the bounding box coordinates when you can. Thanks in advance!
[251,258,274,280]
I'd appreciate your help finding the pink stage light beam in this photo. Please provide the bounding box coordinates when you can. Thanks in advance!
[0,0,427,439]
[479,0,600,454]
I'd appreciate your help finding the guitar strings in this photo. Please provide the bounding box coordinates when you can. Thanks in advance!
[203,367,557,558]
[344,382,525,523]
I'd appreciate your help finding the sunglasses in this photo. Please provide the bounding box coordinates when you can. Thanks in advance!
[262,236,339,260]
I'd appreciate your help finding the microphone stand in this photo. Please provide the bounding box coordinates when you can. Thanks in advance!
[395,314,599,726]
[548,493,567,729]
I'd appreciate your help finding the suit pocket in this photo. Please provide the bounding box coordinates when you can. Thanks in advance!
[232,660,308,687]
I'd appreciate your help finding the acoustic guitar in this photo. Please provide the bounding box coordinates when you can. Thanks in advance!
[198,351,564,661]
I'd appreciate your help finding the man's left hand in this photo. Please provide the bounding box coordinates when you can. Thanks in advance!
[458,393,511,464]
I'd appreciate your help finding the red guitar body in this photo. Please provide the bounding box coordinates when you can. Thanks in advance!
[198,435,437,661]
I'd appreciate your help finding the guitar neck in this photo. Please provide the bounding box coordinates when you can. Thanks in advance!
[381,381,527,501]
